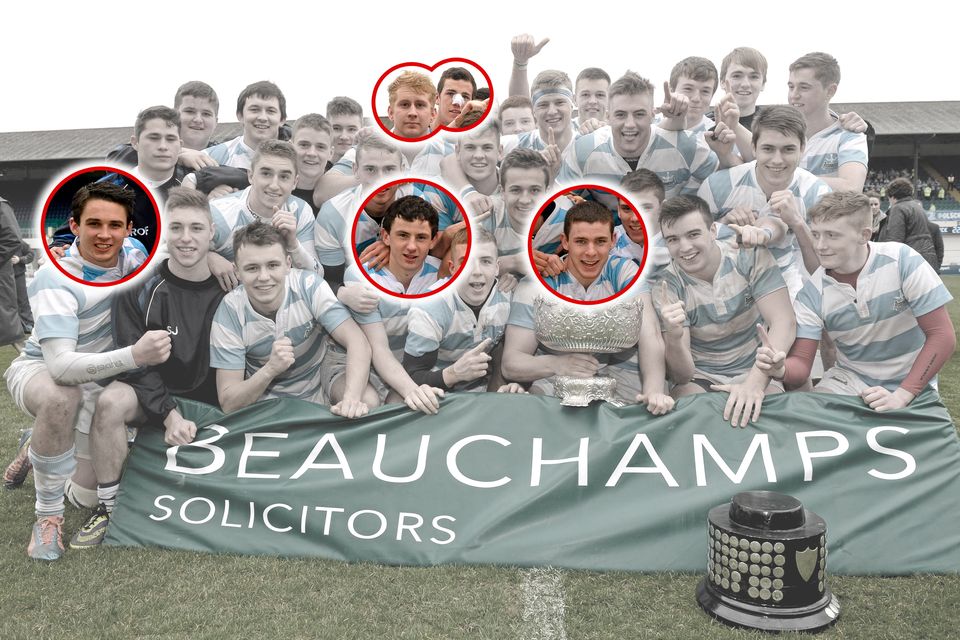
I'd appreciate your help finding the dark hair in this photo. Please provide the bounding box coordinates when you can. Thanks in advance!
[669,56,719,92]
[382,195,439,237]
[236,80,286,121]
[437,67,477,97]
[500,148,549,189]
[474,87,490,101]
[71,181,136,225]
[886,177,914,201]
[326,95,363,119]
[659,195,713,230]
[134,105,180,140]
[620,169,665,202]
[174,81,219,112]
[608,71,655,101]
[563,200,614,237]
[576,67,611,87]
[751,105,806,148]
[233,219,284,259]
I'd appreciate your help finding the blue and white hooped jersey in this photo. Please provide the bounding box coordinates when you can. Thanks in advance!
[210,187,316,263]
[202,135,256,170]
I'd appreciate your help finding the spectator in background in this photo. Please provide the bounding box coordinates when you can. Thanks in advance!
[11,241,34,334]
[0,195,24,349]
[866,190,886,241]
[880,177,938,270]
[928,219,944,272]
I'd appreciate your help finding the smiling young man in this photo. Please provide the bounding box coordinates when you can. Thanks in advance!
[69,188,227,549]
[175,81,220,152]
[403,229,520,393]
[697,105,831,298]
[758,192,955,411]
[498,95,536,135]
[326,96,364,164]
[363,196,440,295]
[434,67,476,129]
[572,67,611,129]
[210,221,371,416]
[207,140,318,290]
[559,71,718,201]
[387,71,437,139]
[5,184,171,560]
[62,182,148,282]
[202,81,286,170]
[502,70,577,172]
[543,201,639,301]
[787,53,867,192]
[289,113,334,208]
[652,194,795,427]
[314,136,403,289]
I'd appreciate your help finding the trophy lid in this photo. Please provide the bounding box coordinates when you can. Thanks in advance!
[729,491,805,531]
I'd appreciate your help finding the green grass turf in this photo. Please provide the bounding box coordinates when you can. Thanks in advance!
[2,277,959,639]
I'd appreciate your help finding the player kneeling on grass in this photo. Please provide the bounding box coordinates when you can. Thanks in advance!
[403,229,524,393]
[210,221,371,416]
[4,189,172,560]
[651,195,795,427]
[68,188,229,549]
[756,191,955,410]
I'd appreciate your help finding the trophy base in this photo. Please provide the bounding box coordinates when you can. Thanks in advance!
[554,376,621,407]
[696,580,840,633]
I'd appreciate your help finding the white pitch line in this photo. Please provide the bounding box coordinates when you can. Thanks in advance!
[520,567,567,640]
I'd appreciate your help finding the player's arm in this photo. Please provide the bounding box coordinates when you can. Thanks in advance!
[653,282,695,384]
[360,321,442,414]
[313,172,358,209]
[328,317,373,415]
[635,291,675,414]
[819,162,867,193]
[215,337,295,414]
[501,325,600,381]
[40,332,170,387]
[509,34,549,97]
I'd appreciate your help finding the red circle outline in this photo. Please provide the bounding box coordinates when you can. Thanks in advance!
[371,58,495,143]
[40,165,161,288]
[350,177,471,300]
[527,184,649,306]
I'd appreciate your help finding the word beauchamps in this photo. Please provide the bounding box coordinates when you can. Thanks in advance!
[149,496,456,545]
[164,425,918,489]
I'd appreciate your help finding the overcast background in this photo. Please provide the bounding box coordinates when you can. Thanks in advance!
[3,0,956,132]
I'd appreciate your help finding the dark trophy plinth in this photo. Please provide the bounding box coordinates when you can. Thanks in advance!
[696,491,840,632]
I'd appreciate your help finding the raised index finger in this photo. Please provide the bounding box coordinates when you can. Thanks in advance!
[756,324,773,349]
[470,338,493,353]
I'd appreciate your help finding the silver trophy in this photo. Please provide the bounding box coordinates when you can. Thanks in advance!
[534,295,643,406]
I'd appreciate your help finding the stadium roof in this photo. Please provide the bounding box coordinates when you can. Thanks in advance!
[0,123,242,163]
[0,102,959,163]
[831,101,960,136]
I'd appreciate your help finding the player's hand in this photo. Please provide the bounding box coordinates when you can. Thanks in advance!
[497,272,519,293]
[330,398,369,419]
[838,111,868,133]
[207,184,238,201]
[540,127,562,181]
[768,190,803,228]
[49,245,66,261]
[705,122,737,159]
[178,148,219,171]
[271,207,299,250]
[208,252,239,291]
[552,353,601,378]
[448,99,489,128]
[578,117,605,135]
[714,93,741,130]
[163,409,198,446]
[637,391,676,415]
[728,223,771,248]
[861,386,915,412]
[466,192,494,223]
[336,281,380,314]
[710,379,766,428]
[533,250,565,277]
[132,330,172,366]
[511,34,550,65]
[655,80,689,125]
[404,384,444,415]
[265,336,295,377]
[358,240,390,271]
[497,382,528,394]
[448,338,492,384]
[653,281,685,336]
[754,324,786,379]
[719,205,757,227]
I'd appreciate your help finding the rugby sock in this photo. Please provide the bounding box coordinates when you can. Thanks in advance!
[29,446,76,518]
[97,480,120,513]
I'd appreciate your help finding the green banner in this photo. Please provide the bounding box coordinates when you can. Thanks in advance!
[106,390,960,575]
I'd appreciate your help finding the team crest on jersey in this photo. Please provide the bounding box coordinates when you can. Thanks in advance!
[893,295,908,312]
[660,172,678,188]
[821,153,839,172]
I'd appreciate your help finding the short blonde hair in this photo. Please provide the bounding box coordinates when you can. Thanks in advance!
[808,191,871,229]
[388,71,437,105]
